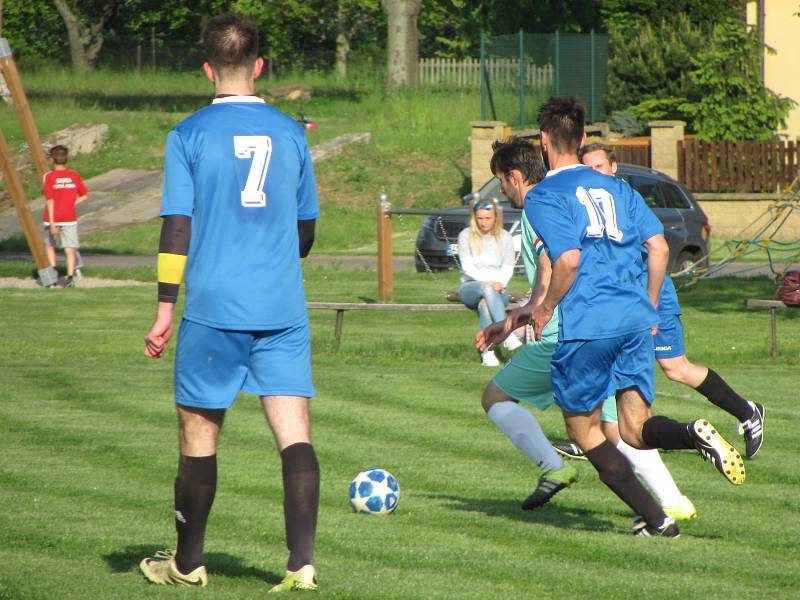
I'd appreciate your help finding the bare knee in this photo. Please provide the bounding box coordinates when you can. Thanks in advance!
[178,406,225,456]
[481,382,512,413]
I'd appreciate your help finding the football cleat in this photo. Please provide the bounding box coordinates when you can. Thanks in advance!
[663,495,697,521]
[268,564,318,593]
[737,402,765,459]
[551,440,587,461]
[632,515,680,538]
[690,420,745,485]
[522,463,577,510]
[139,549,208,587]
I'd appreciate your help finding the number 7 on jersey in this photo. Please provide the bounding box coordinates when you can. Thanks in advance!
[234,135,272,207]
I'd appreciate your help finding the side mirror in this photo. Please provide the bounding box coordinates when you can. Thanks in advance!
[461,191,480,206]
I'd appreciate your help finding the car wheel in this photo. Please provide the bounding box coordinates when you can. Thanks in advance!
[675,251,696,273]
[414,255,427,273]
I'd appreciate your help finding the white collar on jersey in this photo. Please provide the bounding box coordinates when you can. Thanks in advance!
[211,95,266,105]
[544,163,587,178]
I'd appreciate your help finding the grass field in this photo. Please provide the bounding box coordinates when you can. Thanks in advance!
[1,270,798,599]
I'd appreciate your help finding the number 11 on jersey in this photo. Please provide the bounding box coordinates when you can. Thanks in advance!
[234,135,272,207]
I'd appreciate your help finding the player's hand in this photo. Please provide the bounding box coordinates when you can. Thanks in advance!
[493,282,505,292]
[49,225,57,236]
[651,325,659,336]
[144,314,174,358]
[475,320,510,352]
[532,303,554,341]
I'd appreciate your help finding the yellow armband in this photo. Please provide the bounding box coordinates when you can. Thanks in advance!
[157,253,187,284]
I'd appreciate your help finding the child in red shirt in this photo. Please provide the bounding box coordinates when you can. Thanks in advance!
[42,145,88,287]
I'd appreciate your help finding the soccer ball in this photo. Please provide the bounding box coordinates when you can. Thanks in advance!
[348,468,400,515]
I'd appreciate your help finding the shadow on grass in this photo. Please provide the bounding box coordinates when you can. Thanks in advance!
[103,544,282,583]
[27,90,212,112]
[419,493,617,533]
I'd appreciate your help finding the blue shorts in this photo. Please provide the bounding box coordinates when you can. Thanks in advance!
[174,319,315,410]
[493,334,620,422]
[551,330,656,413]
[654,314,685,359]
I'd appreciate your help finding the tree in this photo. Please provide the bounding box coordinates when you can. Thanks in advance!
[334,0,382,78]
[381,0,421,88]
[687,18,795,140]
[52,0,117,71]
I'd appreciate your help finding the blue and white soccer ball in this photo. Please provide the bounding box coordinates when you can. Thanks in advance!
[348,468,400,515]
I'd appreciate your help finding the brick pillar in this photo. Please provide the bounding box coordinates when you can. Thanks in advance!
[470,121,507,192]
[648,120,685,180]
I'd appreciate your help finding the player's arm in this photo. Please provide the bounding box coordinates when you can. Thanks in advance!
[532,249,579,339]
[644,233,668,308]
[75,174,89,205]
[298,219,315,258]
[145,215,190,358]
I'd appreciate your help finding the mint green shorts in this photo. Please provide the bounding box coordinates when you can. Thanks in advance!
[492,335,618,422]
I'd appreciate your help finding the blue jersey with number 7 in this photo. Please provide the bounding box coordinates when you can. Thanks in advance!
[524,163,663,341]
[161,96,319,330]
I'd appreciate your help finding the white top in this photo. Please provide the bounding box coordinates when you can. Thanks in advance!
[457,228,516,285]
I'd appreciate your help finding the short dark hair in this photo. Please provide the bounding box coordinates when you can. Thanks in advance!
[537,96,585,155]
[579,142,616,163]
[203,14,259,74]
[49,145,68,165]
[490,138,546,185]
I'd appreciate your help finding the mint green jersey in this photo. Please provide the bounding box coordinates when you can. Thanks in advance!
[521,211,559,341]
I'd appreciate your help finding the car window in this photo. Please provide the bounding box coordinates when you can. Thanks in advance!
[477,177,509,204]
[659,182,692,209]
[626,175,665,209]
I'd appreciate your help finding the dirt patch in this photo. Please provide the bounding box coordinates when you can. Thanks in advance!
[0,277,149,289]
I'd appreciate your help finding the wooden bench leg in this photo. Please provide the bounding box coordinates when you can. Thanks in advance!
[334,309,345,350]
[770,306,778,358]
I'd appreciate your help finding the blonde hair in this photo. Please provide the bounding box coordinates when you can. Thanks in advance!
[468,198,504,256]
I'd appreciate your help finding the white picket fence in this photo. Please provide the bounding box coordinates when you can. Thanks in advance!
[419,58,554,89]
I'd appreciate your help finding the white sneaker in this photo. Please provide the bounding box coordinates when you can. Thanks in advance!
[503,334,523,351]
[481,350,500,367]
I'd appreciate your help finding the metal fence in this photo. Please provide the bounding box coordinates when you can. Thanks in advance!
[480,31,608,129]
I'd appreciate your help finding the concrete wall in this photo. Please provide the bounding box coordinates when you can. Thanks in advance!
[697,199,800,241]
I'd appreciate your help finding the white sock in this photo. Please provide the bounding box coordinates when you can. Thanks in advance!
[487,402,563,472]
[616,439,682,508]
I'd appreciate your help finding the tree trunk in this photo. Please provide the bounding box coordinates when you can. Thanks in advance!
[335,1,350,79]
[381,0,421,89]
[52,0,112,71]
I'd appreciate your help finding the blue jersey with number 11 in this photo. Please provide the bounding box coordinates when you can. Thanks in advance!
[161,96,319,330]
[525,164,663,341]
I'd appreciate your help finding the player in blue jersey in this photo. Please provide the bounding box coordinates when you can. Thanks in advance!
[488,97,744,538]
[577,143,764,459]
[479,139,695,522]
[140,15,320,592]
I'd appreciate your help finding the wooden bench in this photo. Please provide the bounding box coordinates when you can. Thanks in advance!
[744,299,791,358]
[309,292,528,349]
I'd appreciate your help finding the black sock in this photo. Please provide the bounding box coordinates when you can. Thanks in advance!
[585,440,666,528]
[641,415,694,450]
[174,455,217,574]
[695,369,752,422]
[282,443,320,572]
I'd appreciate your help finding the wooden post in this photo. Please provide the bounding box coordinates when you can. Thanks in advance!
[377,193,393,301]
[0,127,56,285]
[0,38,48,179]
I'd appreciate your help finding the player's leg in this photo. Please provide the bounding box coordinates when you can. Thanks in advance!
[615,330,745,485]
[600,399,695,520]
[554,337,676,535]
[565,409,674,535]
[141,321,251,587]
[656,315,764,458]
[486,339,577,508]
[247,324,319,592]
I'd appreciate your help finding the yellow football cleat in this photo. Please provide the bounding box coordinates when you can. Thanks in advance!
[268,564,318,593]
[139,549,208,587]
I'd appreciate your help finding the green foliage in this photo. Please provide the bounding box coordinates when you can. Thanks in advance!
[607,14,705,117]
[687,19,796,141]
[601,0,741,32]
[1,0,68,63]
[607,110,646,137]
